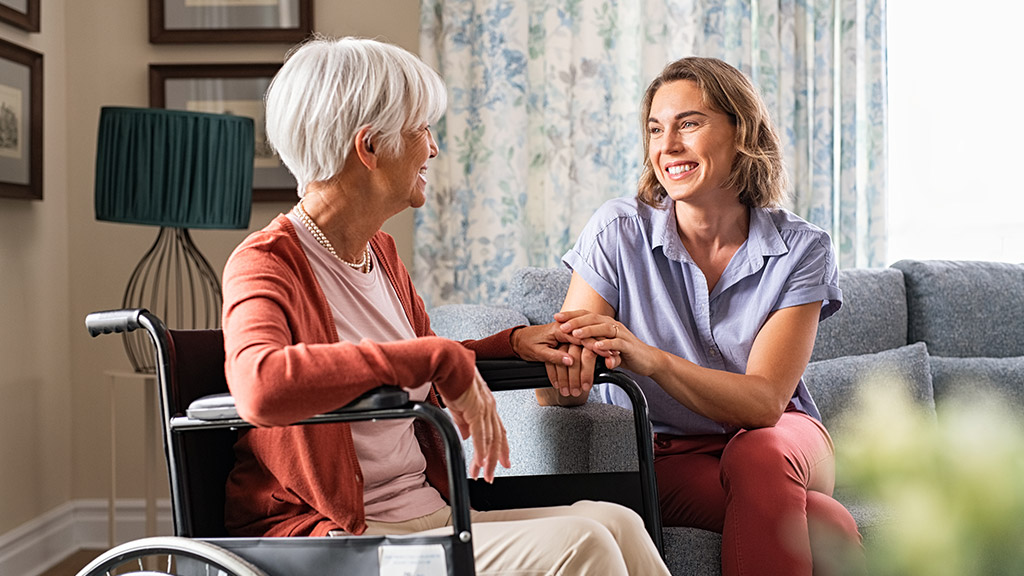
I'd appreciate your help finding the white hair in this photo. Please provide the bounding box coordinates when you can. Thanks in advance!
[265,36,447,196]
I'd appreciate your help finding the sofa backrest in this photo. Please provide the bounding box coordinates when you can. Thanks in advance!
[810,268,909,362]
[891,259,1024,358]
[509,266,572,325]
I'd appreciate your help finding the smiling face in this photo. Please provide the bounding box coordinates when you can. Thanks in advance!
[646,80,739,206]
[377,122,438,210]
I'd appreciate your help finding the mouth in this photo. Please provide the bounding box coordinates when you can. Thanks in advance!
[664,162,697,179]
[418,167,428,183]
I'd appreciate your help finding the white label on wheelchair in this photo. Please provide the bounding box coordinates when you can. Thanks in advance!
[378,544,447,576]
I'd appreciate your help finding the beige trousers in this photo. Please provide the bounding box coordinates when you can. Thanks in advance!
[363,500,669,576]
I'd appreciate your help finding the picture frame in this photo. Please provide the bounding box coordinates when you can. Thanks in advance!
[0,0,40,33]
[149,0,312,44]
[0,38,42,200]
[150,63,295,202]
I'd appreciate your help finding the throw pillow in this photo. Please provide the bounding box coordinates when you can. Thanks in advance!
[803,342,936,431]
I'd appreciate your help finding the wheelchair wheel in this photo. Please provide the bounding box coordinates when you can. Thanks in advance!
[75,536,268,576]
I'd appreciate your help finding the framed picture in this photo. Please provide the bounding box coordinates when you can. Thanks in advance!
[149,0,312,44]
[0,0,40,32]
[0,38,42,200]
[150,63,296,202]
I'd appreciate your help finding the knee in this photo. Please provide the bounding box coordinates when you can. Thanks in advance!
[568,500,647,537]
[720,428,789,479]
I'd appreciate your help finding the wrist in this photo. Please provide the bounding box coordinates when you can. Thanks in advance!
[509,325,527,358]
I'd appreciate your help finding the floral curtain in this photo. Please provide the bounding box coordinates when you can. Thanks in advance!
[417,0,887,307]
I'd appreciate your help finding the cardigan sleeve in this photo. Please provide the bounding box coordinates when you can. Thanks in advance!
[222,230,476,428]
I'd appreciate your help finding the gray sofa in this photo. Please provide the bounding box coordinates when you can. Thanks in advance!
[428,259,1024,575]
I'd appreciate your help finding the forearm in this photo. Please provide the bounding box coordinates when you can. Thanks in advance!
[225,298,474,426]
[647,349,794,429]
[460,327,518,359]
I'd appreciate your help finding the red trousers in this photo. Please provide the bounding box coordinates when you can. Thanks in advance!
[654,411,864,576]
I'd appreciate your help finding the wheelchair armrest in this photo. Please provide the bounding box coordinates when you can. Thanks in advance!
[476,358,617,392]
[185,386,411,422]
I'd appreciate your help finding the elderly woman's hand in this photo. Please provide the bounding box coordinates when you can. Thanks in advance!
[510,322,575,366]
[443,367,510,483]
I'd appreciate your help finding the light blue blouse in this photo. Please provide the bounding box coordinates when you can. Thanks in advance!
[563,197,843,436]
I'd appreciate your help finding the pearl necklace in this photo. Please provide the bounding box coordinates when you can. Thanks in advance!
[294,202,372,273]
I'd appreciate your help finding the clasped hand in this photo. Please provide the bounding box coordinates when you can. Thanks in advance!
[546,310,654,398]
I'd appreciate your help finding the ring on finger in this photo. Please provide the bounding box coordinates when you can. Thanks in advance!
[612,324,618,338]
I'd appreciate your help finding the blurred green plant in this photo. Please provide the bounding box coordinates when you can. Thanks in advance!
[835,377,1024,576]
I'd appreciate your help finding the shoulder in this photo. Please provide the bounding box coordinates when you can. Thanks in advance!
[225,215,307,281]
[764,207,833,250]
[581,196,657,239]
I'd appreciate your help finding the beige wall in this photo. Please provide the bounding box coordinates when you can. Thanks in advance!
[0,0,70,535]
[0,0,419,536]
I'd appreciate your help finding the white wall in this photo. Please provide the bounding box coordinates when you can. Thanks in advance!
[0,0,419,538]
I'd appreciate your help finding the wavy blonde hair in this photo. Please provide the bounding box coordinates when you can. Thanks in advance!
[637,57,787,208]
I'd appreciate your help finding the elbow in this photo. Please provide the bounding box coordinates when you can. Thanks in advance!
[227,360,293,427]
[233,394,284,428]
[736,399,789,430]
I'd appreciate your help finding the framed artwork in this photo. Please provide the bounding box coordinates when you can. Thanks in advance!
[150,63,295,202]
[0,38,42,200]
[149,0,312,44]
[0,0,40,32]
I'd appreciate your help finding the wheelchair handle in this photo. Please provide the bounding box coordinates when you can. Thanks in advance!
[85,308,149,337]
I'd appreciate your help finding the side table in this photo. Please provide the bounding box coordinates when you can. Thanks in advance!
[106,370,160,547]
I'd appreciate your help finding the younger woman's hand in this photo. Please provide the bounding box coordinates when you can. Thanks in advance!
[555,310,660,378]
[443,367,510,483]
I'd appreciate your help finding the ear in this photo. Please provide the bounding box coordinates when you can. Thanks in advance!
[353,126,377,170]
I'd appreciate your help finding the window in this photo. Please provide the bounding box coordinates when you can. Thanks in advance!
[886,1,1024,264]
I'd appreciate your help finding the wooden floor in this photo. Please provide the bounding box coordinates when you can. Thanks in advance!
[39,549,103,576]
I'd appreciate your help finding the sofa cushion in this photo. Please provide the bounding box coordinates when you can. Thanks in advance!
[428,304,528,341]
[929,356,1024,411]
[460,390,638,476]
[508,266,572,325]
[803,342,936,432]
[891,259,1024,358]
[810,268,908,362]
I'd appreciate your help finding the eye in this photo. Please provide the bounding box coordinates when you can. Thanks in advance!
[681,121,698,129]
[649,126,663,136]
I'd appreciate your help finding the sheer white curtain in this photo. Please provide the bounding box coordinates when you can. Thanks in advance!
[417,0,887,306]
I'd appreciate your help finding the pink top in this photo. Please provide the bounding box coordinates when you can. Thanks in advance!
[288,213,446,522]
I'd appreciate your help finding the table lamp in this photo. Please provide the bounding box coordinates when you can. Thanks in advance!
[95,106,254,372]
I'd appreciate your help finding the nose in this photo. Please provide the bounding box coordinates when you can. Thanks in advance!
[427,127,438,159]
[660,128,684,154]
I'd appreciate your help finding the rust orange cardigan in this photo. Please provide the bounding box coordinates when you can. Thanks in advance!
[222,214,517,537]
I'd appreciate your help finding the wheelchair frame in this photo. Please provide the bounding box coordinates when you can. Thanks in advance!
[81,308,662,576]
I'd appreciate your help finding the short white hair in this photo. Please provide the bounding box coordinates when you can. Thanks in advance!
[265,36,447,196]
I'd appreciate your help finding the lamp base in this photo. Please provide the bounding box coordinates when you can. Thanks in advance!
[122,227,222,373]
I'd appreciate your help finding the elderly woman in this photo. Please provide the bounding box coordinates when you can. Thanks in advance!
[542,57,865,575]
[220,36,669,575]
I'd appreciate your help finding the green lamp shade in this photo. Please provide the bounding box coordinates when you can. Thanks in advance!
[95,106,254,230]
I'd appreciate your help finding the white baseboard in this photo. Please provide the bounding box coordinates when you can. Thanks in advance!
[0,499,172,576]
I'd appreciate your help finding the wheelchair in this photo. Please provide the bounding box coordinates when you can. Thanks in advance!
[78,309,662,576]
